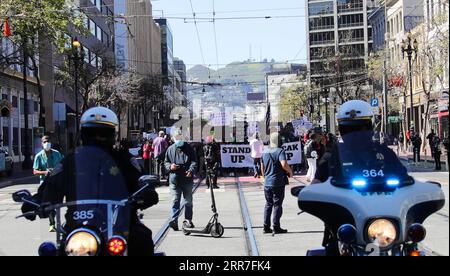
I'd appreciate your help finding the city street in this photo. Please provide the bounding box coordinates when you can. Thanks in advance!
[0,164,447,256]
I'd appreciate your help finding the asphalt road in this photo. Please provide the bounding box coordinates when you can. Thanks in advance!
[0,166,448,256]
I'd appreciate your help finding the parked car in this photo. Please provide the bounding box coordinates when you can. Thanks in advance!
[0,147,13,177]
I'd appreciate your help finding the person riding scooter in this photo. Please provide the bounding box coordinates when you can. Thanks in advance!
[21,107,159,256]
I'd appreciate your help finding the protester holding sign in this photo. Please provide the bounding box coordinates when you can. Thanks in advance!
[260,133,293,235]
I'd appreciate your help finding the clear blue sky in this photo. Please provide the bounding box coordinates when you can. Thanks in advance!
[152,0,307,69]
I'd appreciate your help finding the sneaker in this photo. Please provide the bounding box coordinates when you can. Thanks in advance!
[49,225,56,233]
[212,185,220,189]
[184,220,195,229]
[263,225,273,234]
[169,220,179,231]
[273,226,288,234]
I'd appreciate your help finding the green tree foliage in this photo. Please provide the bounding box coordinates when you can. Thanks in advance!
[0,0,86,57]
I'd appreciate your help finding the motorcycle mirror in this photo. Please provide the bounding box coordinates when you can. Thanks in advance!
[138,175,159,190]
[12,190,32,203]
[291,186,306,197]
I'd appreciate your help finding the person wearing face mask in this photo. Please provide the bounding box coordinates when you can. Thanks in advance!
[33,136,64,185]
[164,128,198,231]
[32,135,64,232]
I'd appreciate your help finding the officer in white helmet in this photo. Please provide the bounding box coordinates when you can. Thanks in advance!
[313,100,375,184]
[21,107,159,256]
[312,100,406,256]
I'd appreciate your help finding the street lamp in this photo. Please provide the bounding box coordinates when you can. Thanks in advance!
[401,31,419,132]
[71,37,82,144]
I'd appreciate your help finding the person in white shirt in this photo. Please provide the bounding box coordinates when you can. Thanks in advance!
[249,133,264,178]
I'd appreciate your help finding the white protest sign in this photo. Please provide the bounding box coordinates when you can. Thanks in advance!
[220,145,254,168]
[281,142,302,165]
[221,142,302,168]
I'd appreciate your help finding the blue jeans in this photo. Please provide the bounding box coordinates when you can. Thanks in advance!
[264,186,285,227]
[169,179,194,222]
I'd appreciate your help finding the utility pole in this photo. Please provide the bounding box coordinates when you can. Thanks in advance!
[21,37,32,169]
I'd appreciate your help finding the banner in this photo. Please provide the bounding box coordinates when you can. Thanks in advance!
[220,142,302,168]
[220,145,254,168]
[281,142,302,165]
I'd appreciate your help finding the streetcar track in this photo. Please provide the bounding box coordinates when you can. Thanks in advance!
[236,175,260,256]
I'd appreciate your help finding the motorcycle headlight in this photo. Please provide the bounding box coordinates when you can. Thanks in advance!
[65,229,100,256]
[367,219,397,249]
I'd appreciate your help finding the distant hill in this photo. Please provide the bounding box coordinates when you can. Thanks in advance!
[187,61,273,87]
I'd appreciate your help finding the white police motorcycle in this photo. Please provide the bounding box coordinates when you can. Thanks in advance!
[292,131,445,256]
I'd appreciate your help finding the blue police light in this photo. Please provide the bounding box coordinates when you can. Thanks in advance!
[337,224,357,244]
[38,242,57,256]
[352,179,367,188]
[386,179,400,187]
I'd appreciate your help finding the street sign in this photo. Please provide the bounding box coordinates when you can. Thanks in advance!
[371,98,379,107]
[388,116,401,123]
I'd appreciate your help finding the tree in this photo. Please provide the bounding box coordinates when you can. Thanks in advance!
[279,80,310,124]
[415,8,449,154]
[55,45,113,113]
[1,0,86,166]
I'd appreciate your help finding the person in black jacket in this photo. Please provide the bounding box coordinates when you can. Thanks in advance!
[21,107,159,256]
[411,132,422,163]
[164,128,198,231]
[204,135,220,189]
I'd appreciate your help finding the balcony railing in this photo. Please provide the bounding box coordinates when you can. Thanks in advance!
[310,25,335,31]
[310,39,335,46]
[338,22,364,28]
[337,5,363,13]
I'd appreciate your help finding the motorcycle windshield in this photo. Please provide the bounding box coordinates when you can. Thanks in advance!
[331,131,413,191]
[65,146,130,237]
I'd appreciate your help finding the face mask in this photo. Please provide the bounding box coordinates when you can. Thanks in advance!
[174,139,185,147]
[43,142,52,151]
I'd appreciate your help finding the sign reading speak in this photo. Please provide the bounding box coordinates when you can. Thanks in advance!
[221,142,302,168]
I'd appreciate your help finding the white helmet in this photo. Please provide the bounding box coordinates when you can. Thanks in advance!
[80,107,118,130]
[337,100,373,125]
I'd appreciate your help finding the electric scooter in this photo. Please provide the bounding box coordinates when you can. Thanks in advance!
[182,173,224,238]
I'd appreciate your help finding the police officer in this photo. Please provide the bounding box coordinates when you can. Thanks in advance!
[313,100,390,255]
[22,107,159,256]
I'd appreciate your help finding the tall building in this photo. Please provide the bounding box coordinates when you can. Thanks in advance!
[174,58,187,107]
[115,0,163,136]
[306,0,376,90]
[155,18,182,121]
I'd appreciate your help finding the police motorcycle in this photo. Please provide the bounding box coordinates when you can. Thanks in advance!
[292,130,445,256]
[12,146,159,256]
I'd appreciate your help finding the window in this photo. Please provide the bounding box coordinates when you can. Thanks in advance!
[89,19,96,36]
[12,96,18,108]
[1,94,8,100]
[309,1,334,16]
[337,0,363,13]
[310,47,335,59]
[34,101,38,113]
[338,14,364,28]
[310,31,335,45]
[96,0,102,11]
[309,16,334,30]
[97,56,103,69]
[83,46,90,64]
[96,25,102,41]
[339,29,365,42]
[90,53,97,67]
